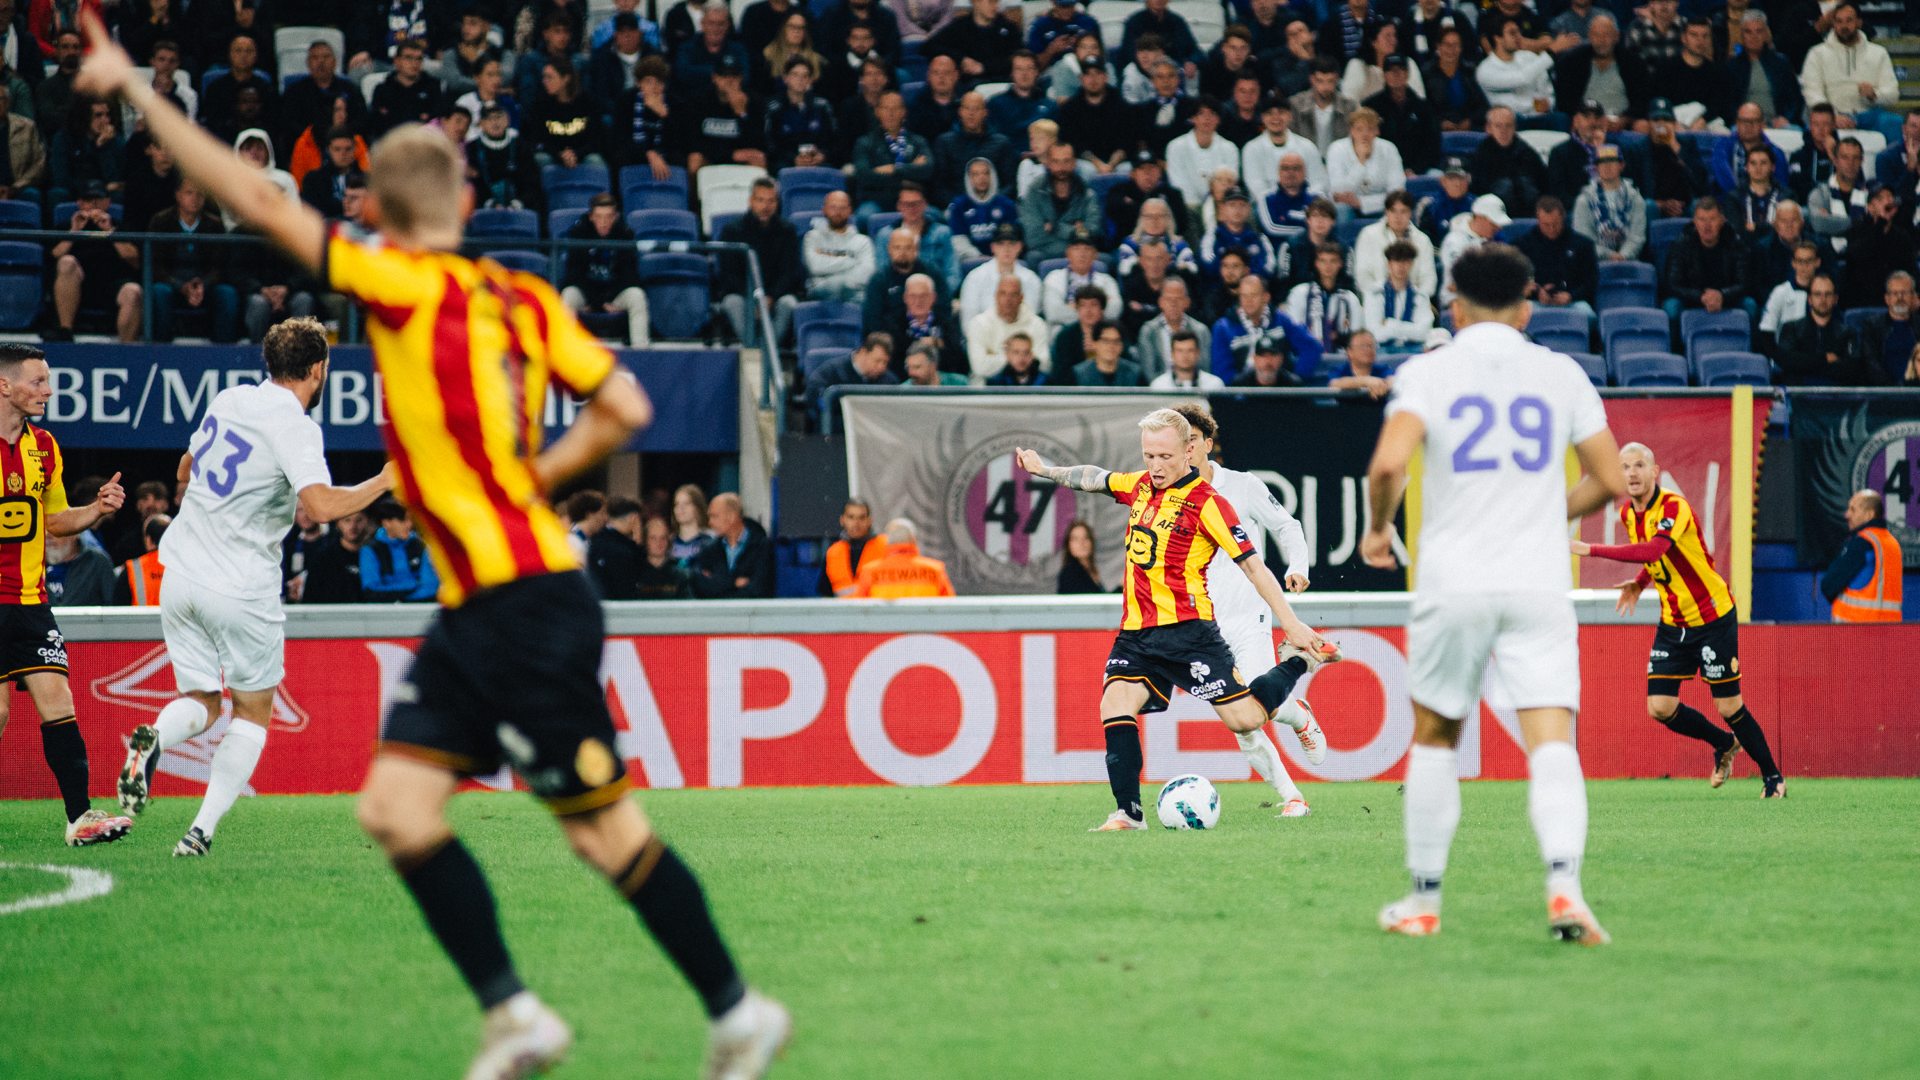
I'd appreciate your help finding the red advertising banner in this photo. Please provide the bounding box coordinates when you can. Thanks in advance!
[2,625,1913,802]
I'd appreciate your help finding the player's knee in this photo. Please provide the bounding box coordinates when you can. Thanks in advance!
[55,254,79,276]
[1714,695,1743,718]
[354,788,436,851]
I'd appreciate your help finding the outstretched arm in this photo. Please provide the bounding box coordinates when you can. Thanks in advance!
[1014,447,1110,492]
[299,464,399,523]
[1238,554,1326,652]
[76,12,326,272]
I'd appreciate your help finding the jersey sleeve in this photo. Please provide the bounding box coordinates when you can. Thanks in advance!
[1105,470,1146,504]
[1382,356,1432,424]
[1243,480,1310,577]
[270,416,334,495]
[514,273,616,397]
[324,226,442,312]
[1199,491,1256,562]
[41,431,67,514]
[1567,373,1609,445]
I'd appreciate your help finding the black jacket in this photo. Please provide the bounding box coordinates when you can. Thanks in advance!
[563,216,643,307]
[588,528,644,600]
[1646,137,1709,205]
[862,257,949,333]
[1551,46,1654,120]
[1514,226,1598,305]
[1468,135,1548,217]
[1663,226,1750,307]
[1748,232,1833,303]
[302,534,365,603]
[637,558,693,599]
[369,72,444,139]
[1839,219,1919,311]
[885,306,966,376]
[299,160,355,218]
[1852,312,1918,387]
[1420,57,1489,129]
[347,0,459,66]
[1723,47,1803,126]
[1103,176,1190,245]
[1362,88,1440,175]
[717,210,804,300]
[921,14,1022,82]
[1774,313,1874,385]
[1653,55,1734,126]
[1133,95,1199,160]
[804,354,899,418]
[690,523,775,599]
[1055,89,1130,165]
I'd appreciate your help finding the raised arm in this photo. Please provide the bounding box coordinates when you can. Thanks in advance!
[75,11,326,272]
[1014,447,1110,492]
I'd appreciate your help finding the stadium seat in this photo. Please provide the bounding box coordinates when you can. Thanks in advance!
[792,300,862,344]
[0,200,37,231]
[707,211,743,237]
[1842,306,1880,337]
[547,207,587,238]
[1600,307,1671,368]
[1616,352,1689,387]
[1698,351,1770,387]
[1566,351,1608,386]
[52,201,123,226]
[1606,130,1648,151]
[1088,173,1131,205]
[1598,261,1655,284]
[865,211,903,243]
[959,256,989,279]
[471,208,540,238]
[1681,308,1750,376]
[901,79,927,103]
[1763,128,1803,156]
[487,250,551,277]
[798,316,863,358]
[1648,217,1688,280]
[0,241,41,330]
[1441,131,1485,156]
[1497,218,1535,243]
[547,186,597,213]
[1518,130,1569,158]
[1405,175,1442,203]
[1595,261,1658,311]
[361,70,387,101]
[777,166,845,217]
[640,253,712,339]
[695,164,768,235]
[276,26,345,66]
[789,210,822,233]
[1527,308,1590,354]
[629,208,700,242]
[1335,216,1371,250]
[802,347,853,379]
[620,165,689,210]
[1853,131,1886,180]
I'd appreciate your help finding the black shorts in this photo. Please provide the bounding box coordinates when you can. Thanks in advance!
[1647,611,1741,698]
[0,603,67,686]
[1103,620,1251,716]
[380,572,629,814]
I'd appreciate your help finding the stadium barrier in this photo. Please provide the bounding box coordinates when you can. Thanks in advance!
[3,595,1913,804]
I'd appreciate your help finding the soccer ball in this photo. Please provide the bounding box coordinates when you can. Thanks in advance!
[1155,775,1221,830]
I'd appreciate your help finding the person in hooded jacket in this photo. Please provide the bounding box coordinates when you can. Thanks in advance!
[222,127,296,232]
[931,91,1016,208]
[946,155,1019,261]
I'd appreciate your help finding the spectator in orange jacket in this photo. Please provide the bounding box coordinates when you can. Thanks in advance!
[817,497,889,597]
[852,518,956,598]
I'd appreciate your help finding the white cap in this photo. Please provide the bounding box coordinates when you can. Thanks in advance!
[1423,328,1452,351]
[1470,194,1511,227]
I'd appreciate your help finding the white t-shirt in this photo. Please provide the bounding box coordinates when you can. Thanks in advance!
[160,381,333,601]
[1386,321,1609,595]
[1203,464,1311,627]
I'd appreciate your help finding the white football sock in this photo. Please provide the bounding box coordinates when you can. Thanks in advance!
[1236,727,1302,802]
[153,696,213,751]
[1404,744,1461,907]
[1273,698,1310,732]
[190,718,267,839]
[1527,739,1588,902]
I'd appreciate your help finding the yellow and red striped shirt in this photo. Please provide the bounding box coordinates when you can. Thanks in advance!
[1105,468,1254,630]
[325,227,616,607]
[0,424,68,605]
[1621,488,1733,628]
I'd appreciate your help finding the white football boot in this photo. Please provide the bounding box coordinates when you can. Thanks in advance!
[703,988,792,1080]
[463,991,572,1080]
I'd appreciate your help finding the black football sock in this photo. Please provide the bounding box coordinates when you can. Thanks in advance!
[1103,720,1144,820]
[1725,706,1780,779]
[39,717,91,823]
[1248,657,1310,714]
[1655,703,1734,751]
[398,838,525,1009]
[617,837,746,1018]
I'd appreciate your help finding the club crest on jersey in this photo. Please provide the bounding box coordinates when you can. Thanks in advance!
[1190,661,1210,682]
[5,473,18,493]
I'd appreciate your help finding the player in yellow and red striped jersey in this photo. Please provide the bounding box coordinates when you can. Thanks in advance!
[1572,441,1784,798]
[76,16,790,1078]
[1016,409,1336,831]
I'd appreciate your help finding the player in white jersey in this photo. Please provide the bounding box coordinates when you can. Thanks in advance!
[1171,404,1330,818]
[117,319,393,856]
[1358,245,1626,945]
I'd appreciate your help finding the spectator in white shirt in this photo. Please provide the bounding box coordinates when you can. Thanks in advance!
[1476,17,1559,124]
[1325,107,1405,222]
[1040,231,1121,327]
[804,191,878,302]
[1166,96,1243,214]
[1797,2,1903,144]
[1241,96,1328,199]
[1351,189,1437,296]
[968,274,1053,380]
[1758,239,1824,356]
[1364,239,1436,352]
[958,221,1042,329]
[1149,330,1226,387]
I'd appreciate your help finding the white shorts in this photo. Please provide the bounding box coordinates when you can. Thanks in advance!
[1407,591,1580,720]
[1218,609,1277,683]
[160,573,287,694]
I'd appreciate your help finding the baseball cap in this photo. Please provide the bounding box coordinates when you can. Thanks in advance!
[1648,97,1675,121]
[1595,143,1622,162]
[613,11,640,30]
[78,179,109,199]
[1382,53,1409,70]
[1442,155,1468,177]
[991,221,1024,244]
[1066,223,1097,247]
[1131,148,1162,168]
[1252,331,1286,355]
[711,54,744,77]
[1470,193,1511,227]
[1577,98,1605,116]
[1222,185,1251,204]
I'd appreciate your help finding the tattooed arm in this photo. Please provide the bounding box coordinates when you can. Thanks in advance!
[1014,448,1111,492]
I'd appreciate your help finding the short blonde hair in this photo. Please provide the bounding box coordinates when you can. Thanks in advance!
[1139,407,1192,443]
[369,125,464,236]
[1350,106,1381,130]
[1620,441,1655,465]
[1028,118,1058,137]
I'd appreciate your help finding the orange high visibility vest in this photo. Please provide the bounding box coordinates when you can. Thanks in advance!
[1832,526,1903,623]
[125,550,164,607]
[851,541,956,599]
[825,535,889,597]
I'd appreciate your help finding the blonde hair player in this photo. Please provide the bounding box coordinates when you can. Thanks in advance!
[73,14,789,1080]
[1361,243,1626,945]
[1015,408,1337,831]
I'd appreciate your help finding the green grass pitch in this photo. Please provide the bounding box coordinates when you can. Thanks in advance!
[2,779,1916,1079]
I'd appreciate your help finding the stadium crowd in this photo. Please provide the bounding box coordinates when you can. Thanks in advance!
[0,0,1916,394]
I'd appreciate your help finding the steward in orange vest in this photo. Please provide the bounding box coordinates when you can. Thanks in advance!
[1822,490,1903,623]
[816,498,888,597]
[852,520,955,599]
[118,515,169,606]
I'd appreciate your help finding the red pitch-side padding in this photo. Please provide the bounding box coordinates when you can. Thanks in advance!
[1,625,1913,800]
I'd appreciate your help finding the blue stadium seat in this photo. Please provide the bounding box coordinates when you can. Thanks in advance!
[797,316,863,358]
[487,250,550,277]
[640,253,712,339]
[1681,308,1750,377]
[470,208,540,238]
[0,241,41,330]
[1600,307,1671,370]
[901,80,927,102]
[542,162,611,195]
[1335,216,1372,249]
[1597,261,1655,285]
[959,256,989,279]
[52,201,123,225]
[1497,218,1536,242]
[1596,263,1658,312]
[201,65,229,91]
[708,211,743,237]
[1648,217,1688,282]
[1037,258,1070,278]
[789,210,822,233]
[0,200,37,231]
[1616,352,1689,387]
[1441,131,1485,156]
[1088,173,1131,205]
[793,300,862,344]
[628,208,700,242]
[547,207,587,238]
[1566,351,1608,386]
[866,211,903,243]
[622,181,689,212]
[777,167,845,217]
[802,347,852,379]
[1698,351,1770,386]
[1404,175,1442,203]
[1527,307,1590,354]
[547,186,597,212]
[1607,131,1649,151]
[1842,306,1880,336]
